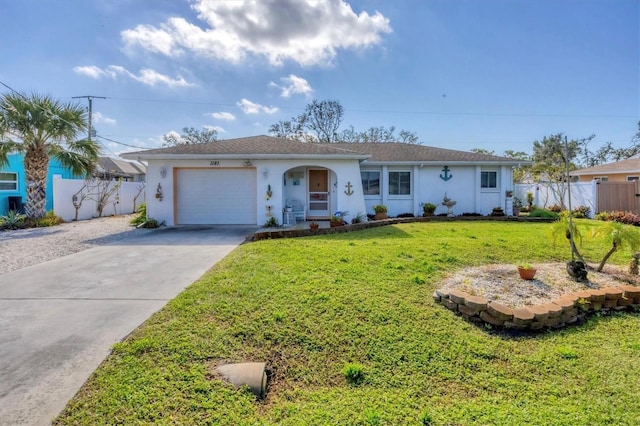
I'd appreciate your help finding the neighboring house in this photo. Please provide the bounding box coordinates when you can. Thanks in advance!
[95,157,146,182]
[122,135,524,226]
[571,156,640,182]
[0,153,80,215]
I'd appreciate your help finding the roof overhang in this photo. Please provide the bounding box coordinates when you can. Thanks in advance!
[121,152,370,162]
[359,160,531,167]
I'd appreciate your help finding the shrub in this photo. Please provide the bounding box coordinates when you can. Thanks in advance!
[422,203,437,215]
[595,211,640,226]
[548,204,563,213]
[264,217,279,228]
[140,218,160,228]
[0,210,27,230]
[130,202,147,226]
[572,205,591,219]
[530,209,560,219]
[342,363,365,385]
[28,211,63,228]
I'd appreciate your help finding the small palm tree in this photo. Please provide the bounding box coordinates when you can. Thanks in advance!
[591,221,640,272]
[0,92,100,218]
[550,213,585,263]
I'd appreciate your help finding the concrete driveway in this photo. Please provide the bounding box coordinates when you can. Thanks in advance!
[0,225,254,426]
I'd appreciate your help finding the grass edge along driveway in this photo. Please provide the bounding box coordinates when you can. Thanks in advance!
[55,221,640,425]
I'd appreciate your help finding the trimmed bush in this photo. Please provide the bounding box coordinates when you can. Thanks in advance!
[595,210,640,226]
[529,209,560,219]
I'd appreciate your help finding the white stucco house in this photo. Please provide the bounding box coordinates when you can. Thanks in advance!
[122,135,523,226]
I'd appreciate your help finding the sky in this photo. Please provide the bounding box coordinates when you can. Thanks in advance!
[1,0,638,158]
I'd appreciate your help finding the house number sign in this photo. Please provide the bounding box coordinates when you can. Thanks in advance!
[209,160,220,166]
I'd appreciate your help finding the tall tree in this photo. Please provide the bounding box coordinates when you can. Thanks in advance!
[269,99,419,143]
[304,99,343,143]
[531,133,581,209]
[163,126,218,147]
[0,92,99,218]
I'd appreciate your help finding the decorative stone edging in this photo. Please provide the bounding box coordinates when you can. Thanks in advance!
[251,215,554,241]
[433,286,640,331]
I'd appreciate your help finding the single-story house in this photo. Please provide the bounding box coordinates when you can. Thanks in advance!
[572,156,640,182]
[122,135,524,226]
[0,153,78,215]
[95,156,146,182]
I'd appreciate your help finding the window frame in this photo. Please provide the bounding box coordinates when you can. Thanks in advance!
[360,170,381,196]
[480,170,498,190]
[0,172,18,191]
[626,176,639,182]
[388,170,412,196]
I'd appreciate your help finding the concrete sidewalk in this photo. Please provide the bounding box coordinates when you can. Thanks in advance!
[0,226,254,426]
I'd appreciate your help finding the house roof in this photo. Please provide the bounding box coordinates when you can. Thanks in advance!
[97,157,146,176]
[330,142,524,165]
[572,156,640,176]
[123,135,368,160]
[122,135,525,165]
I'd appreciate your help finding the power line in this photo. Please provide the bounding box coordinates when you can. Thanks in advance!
[96,135,151,150]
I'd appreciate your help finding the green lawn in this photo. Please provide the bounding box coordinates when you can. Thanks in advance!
[55,221,640,425]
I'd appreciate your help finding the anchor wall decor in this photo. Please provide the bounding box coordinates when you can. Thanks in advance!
[344,181,354,196]
[440,165,453,181]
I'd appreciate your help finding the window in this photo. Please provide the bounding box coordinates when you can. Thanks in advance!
[360,171,380,195]
[0,172,17,191]
[480,171,497,189]
[627,176,639,182]
[389,171,411,195]
[594,176,609,182]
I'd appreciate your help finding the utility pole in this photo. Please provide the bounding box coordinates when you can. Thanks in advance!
[72,95,106,142]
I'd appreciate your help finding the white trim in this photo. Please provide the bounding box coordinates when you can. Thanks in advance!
[0,171,18,191]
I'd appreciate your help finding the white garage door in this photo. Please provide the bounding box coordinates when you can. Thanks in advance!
[176,168,257,224]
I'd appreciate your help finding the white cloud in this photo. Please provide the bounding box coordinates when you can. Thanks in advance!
[270,74,313,98]
[204,124,225,133]
[73,64,193,88]
[209,111,236,121]
[120,0,391,66]
[92,112,117,125]
[237,98,278,115]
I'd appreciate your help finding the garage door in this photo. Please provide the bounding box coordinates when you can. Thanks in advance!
[176,168,257,224]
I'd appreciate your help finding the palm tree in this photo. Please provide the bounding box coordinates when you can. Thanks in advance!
[0,92,100,218]
[592,221,640,272]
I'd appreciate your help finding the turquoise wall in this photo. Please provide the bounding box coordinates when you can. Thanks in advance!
[0,153,78,215]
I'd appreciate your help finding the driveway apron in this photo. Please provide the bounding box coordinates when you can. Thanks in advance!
[0,226,254,426]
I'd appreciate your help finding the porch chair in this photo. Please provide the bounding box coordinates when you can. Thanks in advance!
[287,199,306,222]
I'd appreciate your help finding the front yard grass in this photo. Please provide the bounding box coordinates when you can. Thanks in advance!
[55,221,640,425]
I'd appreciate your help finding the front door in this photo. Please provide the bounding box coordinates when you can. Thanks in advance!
[308,169,329,218]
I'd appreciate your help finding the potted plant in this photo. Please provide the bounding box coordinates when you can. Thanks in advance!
[372,204,388,220]
[513,197,522,216]
[422,202,437,217]
[330,211,348,227]
[517,263,537,280]
[490,206,505,216]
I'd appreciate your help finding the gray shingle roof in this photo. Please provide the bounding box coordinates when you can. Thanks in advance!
[572,157,640,175]
[128,135,364,157]
[331,142,521,163]
[124,135,522,164]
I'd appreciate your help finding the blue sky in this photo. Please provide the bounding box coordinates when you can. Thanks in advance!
[1,0,638,157]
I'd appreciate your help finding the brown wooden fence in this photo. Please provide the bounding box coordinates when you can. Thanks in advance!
[596,181,640,214]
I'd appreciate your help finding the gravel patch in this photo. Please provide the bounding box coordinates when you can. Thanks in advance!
[0,215,155,275]
[439,263,640,308]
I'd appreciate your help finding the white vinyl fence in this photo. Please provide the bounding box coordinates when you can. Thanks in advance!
[53,177,146,221]
[514,181,597,218]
